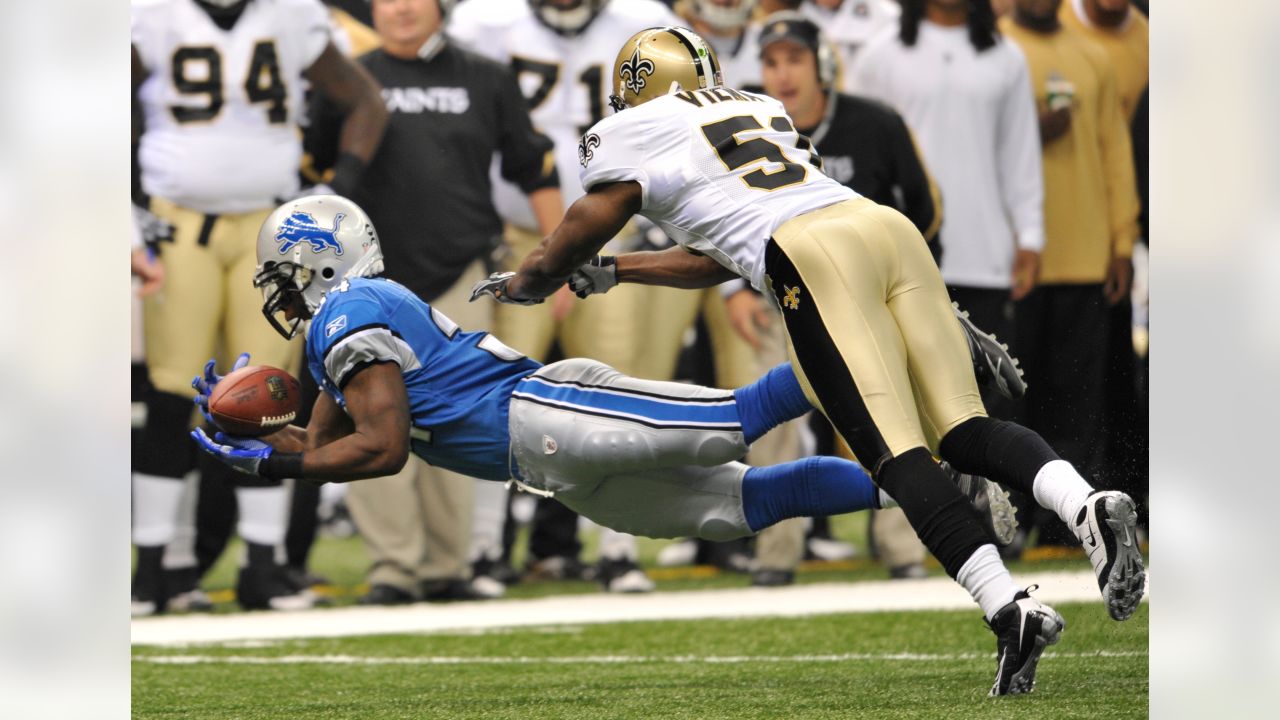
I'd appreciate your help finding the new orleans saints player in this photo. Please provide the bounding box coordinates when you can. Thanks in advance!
[474,26,1146,696]
[130,0,387,614]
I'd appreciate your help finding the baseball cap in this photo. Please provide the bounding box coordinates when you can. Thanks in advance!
[757,11,824,58]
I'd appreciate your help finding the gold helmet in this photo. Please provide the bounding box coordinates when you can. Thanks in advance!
[608,27,723,113]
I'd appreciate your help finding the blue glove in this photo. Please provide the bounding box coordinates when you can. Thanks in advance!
[469,272,544,305]
[192,352,250,423]
[190,427,273,476]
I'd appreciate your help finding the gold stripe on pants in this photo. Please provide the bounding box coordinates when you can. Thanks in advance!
[767,198,985,469]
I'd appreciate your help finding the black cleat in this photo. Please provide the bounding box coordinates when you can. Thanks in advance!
[1073,491,1146,621]
[943,461,1019,546]
[595,557,655,593]
[986,587,1065,696]
[954,302,1027,400]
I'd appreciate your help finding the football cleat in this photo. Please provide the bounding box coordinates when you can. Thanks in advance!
[236,565,319,612]
[596,558,655,593]
[953,302,1027,400]
[1073,490,1146,621]
[944,461,1019,547]
[986,587,1065,696]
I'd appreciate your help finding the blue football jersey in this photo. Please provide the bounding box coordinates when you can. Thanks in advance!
[306,277,542,481]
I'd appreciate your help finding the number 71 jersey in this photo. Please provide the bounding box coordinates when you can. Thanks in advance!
[132,0,331,214]
[579,89,859,294]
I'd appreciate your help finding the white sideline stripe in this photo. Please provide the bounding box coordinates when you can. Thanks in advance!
[135,650,1147,666]
[131,569,1147,646]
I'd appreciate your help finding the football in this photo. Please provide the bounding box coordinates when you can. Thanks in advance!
[207,365,302,437]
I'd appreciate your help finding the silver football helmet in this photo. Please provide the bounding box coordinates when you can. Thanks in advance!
[254,195,384,339]
[529,0,609,36]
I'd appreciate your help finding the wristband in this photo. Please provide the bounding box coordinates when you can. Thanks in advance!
[328,152,367,198]
[260,452,305,480]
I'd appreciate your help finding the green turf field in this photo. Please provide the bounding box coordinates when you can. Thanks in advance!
[132,602,1147,719]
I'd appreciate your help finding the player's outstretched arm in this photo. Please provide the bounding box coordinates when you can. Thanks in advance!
[506,182,642,300]
[614,247,738,289]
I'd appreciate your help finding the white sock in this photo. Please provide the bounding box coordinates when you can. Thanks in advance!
[235,485,289,547]
[878,489,898,509]
[470,479,508,563]
[132,473,187,547]
[163,471,200,569]
[1032,459,1094,527]
[597,527,638,562]
[956,544,1020,620]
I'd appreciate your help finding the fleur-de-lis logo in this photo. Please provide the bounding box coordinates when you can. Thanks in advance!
[578,132,601,167]
[618,47,656,96]
[782,285,802,310]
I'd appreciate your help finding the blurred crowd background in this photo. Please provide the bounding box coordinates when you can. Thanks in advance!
[129,0,1149,616]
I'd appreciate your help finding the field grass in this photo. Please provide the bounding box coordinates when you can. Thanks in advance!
[132,602,1148,719]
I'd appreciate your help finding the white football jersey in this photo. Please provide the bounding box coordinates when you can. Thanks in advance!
[579,88,857,293]
[132,0,331,214]
[448,0,682,228]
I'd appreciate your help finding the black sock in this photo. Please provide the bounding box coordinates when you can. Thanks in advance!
[875,448,990,579]
[246,542,275,568]
[939,417,1059,496]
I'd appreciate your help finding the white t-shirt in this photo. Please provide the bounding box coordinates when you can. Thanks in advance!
[579,88,856,293]
[132,0,330,214]
[851,21,1044,288]
[448,0,682,230]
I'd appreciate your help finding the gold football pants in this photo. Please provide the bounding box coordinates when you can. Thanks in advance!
[142,197,300,397]
[765,198,985,475]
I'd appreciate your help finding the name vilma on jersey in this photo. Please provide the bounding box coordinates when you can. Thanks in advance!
[672,87,770,108]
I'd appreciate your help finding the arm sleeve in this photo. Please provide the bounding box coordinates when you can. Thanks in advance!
[130,6,159,72]
[886,111,942,241]
[319,300,419,390]
[292,0,333,69]
[578,116,651,208]
[494,66,561,194]
[995,46,1046,253]
[1093,52,1140,260]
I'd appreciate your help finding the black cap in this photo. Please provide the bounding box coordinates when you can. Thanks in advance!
[757,12,823,58]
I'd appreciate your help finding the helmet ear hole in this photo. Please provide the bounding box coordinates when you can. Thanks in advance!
[321,267,336,280]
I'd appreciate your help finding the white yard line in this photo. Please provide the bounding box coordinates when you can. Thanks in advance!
[134,650,1148,666]
[131,569,1146,646]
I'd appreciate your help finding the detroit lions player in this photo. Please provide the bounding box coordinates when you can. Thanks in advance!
[192,195,1012,560]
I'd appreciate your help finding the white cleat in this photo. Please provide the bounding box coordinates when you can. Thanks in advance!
[944,462,1019,546]
[1073,491,1146,621]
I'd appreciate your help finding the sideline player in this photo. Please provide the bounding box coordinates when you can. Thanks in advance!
[131,0,387,614]
[190,196,1009,571]
[476,26,1145,696]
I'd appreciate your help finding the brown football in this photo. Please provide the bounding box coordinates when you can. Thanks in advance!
[207,365,301,437]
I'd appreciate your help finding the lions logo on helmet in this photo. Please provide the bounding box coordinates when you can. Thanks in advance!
[254,195,385,339]
[608,27,722,113]
[275,211,346,256]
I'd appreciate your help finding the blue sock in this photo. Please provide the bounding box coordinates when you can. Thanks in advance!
[741,456,878,533]
[733,363,812,445]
